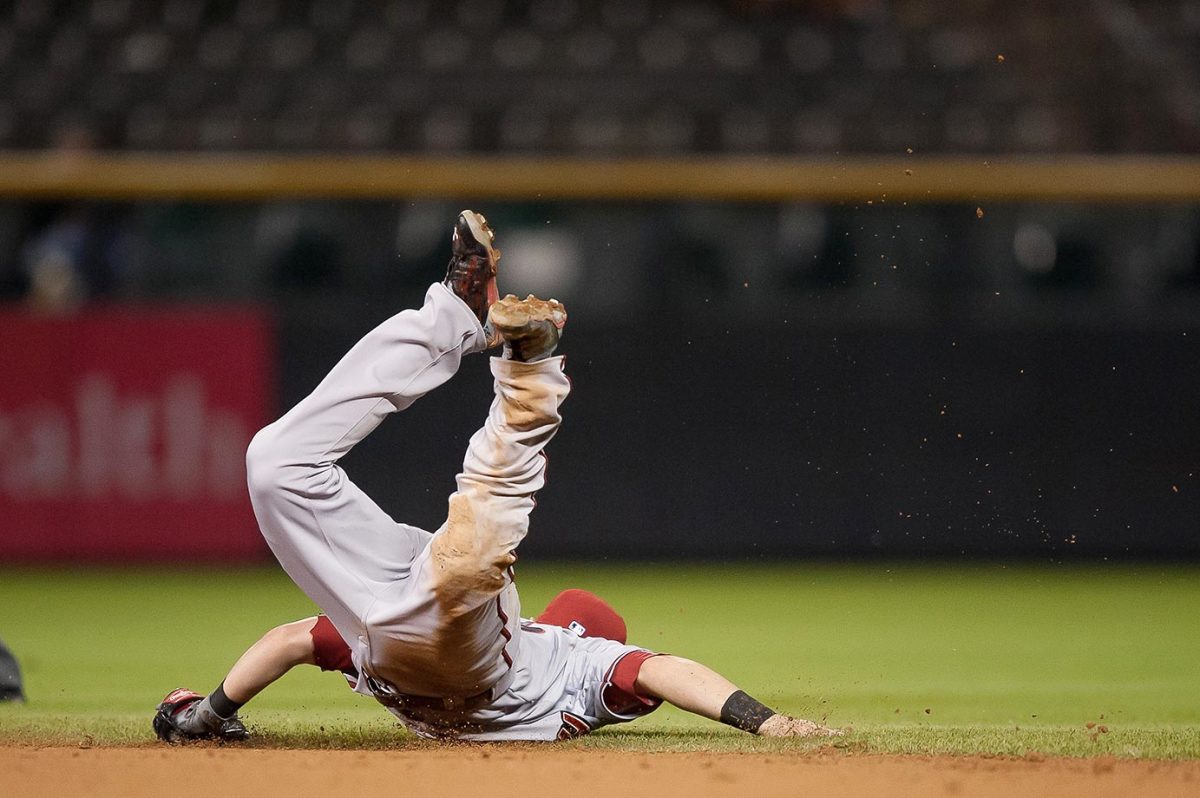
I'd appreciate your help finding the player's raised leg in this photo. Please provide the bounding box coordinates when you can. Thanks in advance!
[245,211,502,632]
[426,295,570,618]
[331,294,570,699]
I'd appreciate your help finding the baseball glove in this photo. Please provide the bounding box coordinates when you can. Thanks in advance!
[152,688,250,743]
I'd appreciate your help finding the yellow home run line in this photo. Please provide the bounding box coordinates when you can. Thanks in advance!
[0,152,1197,203]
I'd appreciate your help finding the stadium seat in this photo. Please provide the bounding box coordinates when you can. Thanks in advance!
[0,0,1189,156]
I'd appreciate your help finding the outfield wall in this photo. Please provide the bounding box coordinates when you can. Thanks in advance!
[283,311,1200,561]
[0,309,270,561]
[0,155,1197,561]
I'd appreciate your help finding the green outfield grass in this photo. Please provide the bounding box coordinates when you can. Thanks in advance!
[1,563,1198,758]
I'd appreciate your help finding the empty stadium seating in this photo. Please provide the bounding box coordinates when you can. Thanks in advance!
[0,0,1196,154]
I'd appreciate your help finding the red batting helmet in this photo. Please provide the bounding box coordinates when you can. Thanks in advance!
[534,589,627,644]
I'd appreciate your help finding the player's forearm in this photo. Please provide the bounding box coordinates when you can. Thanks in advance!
[157,618,320,739]
[222,617,319,704]
[633,655,739,721]
[634,654,840,738]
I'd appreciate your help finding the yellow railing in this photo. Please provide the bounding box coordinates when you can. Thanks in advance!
[0,152,1197,202]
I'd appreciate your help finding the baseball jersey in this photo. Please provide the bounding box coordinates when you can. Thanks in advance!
[312,614,661,741]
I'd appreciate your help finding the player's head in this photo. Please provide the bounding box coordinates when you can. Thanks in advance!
[535,589,627,643]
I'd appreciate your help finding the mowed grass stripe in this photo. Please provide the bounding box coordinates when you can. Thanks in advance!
[1,563,1197,757]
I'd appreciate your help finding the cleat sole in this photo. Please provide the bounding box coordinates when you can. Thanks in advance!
[489,294,567,332]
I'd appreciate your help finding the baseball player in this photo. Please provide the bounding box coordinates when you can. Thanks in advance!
[153,211,840,743]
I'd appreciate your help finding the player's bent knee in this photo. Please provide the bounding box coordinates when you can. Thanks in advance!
[430,557,511,611]
[245,424,293,498]
[246,423,340,501]
[429,538,514,615]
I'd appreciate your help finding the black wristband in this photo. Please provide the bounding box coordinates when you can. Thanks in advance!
[208,681,244,719]
[719,690,776,734]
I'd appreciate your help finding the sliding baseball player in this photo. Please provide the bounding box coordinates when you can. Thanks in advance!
[153,211,839,742]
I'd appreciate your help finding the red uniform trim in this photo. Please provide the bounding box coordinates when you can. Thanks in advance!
[600,650,663,719]
[309,616,356,675]
[161,688,203,708]
[557,711,592,740]
[495,595,514,667]
[531,451,549,509]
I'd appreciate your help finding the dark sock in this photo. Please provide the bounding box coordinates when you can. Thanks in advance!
[719,690,777,734]
[207,681,243,719]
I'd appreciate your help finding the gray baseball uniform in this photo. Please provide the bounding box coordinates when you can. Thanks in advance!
[246,282,659,741]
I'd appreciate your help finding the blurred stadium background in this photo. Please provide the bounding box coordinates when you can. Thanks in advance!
[1,0,1198,565]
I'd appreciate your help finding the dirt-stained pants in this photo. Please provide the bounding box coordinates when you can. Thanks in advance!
[244,282,570,696]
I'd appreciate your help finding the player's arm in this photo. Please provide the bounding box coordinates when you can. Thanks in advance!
[633,654,840,737]
[220,616,320,705]
[154,616,334,742]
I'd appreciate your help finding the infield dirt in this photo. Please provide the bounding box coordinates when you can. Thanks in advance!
[3,747,1198,798]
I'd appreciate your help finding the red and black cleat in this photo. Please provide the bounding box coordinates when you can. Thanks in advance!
[444,210,501,344]
[152,688,249,744]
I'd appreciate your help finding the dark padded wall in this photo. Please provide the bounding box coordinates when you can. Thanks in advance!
[282,309,1200,559]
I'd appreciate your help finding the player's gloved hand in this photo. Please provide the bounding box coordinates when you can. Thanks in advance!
[755,714,843,738]
[152,688,250,743]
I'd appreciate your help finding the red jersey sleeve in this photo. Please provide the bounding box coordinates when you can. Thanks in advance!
[309,615,356,676]
[600,650,663,718]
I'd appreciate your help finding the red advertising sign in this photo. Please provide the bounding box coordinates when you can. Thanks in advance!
[0,307,273,561]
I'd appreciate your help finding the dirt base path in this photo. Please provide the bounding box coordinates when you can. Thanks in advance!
[3,747,1199,798]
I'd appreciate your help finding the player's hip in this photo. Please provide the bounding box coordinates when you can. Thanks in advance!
[383,631,661,741]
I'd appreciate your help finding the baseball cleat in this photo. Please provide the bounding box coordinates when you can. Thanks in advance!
[487,294,567,362]
[444,210,501,345]
[152,687,250,744]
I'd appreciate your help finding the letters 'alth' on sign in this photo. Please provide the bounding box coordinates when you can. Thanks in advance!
[0,308,273,561]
